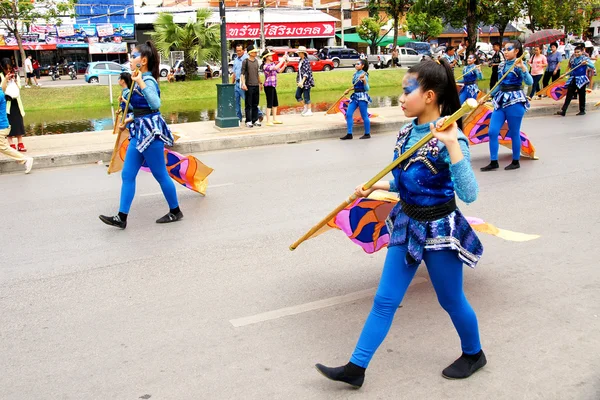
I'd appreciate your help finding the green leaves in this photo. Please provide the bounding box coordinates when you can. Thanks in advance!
[405,11,443,41]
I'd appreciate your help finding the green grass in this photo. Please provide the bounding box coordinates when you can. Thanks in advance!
[18,59,597,112]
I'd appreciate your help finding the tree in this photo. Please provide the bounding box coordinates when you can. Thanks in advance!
[357,16,387,54]
[368,0,414,50]
[405,11,443,41]
[488,0,521,42]
[0,0,75,69]
[150,9,221,81]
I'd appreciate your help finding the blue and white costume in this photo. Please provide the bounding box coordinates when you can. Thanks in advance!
[350,119,483,368]
[346,71,372,137]
[560,54,596,115]
[458,64,483,103]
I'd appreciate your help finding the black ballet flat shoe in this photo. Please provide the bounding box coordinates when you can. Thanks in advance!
[442,350,487,380]
[504,160,520,170]
[156,211,184,224]
[340,134,353,140]
[359,134,371,140]
[480,161,499,172]
[99,214,127,229]
[315,362,365,388]
[576,111,586,116]
[555,110,566,116]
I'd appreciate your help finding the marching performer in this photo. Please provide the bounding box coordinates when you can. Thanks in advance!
[458,54,483,103]
[480,40,533,171]
[100,41,182,229]
[315,59,486,387]
[340,59,372,140]
[556,44,595,117]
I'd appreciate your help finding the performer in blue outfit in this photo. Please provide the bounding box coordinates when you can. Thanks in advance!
[117,72,134,131]
[556,44,596,117]
[100,41,182,229]
[481,40,533,172]
[340,59,372,140]
[458,54,483,104]
[315,58,486,388]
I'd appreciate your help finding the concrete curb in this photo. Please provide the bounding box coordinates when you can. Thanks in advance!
[0,101,595,174]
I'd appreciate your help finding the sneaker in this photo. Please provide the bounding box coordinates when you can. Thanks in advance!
[99,214,127,229]
[246,122,253,128]
[576,111,586,116]
[315,362,365,388]
[480,161,499,171]
[303,110,313,117]
[340,134,353,140]
[24,85,31,88]
[442,351,487,379]
[300,109,307,116]
[504,160,520,170]
[359,134,371,139]
[254,121,262,127]
[555,110,566,116]
[156,211,184,224]
[24,157,33,174]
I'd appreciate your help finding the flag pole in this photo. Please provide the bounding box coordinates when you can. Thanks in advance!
[325,85,355,114]
[290,98,479,251]
[535,61,586,96]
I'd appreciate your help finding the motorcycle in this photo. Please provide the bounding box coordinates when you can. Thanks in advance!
[68,64,77,80]
[49,64,61,81]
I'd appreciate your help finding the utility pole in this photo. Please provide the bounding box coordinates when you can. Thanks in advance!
[215,0,238,128]
[260,0,265,51]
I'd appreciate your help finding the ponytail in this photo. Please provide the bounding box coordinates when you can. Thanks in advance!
[137,40,160,80]
[408,59,462,130]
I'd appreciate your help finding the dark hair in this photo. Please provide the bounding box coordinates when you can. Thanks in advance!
[446,45,455,52]
[0,57,12,73]
[136,40,160,80]
[119,72,132,87]
[359,59,369,73]
[575,44,585,51]
[467,52,479,65]
[506,39,523,57]
[492,42,501,47]
[550,42,558,48]
[407,59,462,130]
[235,43,244,49]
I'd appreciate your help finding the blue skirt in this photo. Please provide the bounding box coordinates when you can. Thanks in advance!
[131,112,174,153]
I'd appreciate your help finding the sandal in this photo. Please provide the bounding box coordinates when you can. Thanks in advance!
[17,143,27,152]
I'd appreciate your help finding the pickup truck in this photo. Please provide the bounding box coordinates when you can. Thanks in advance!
[367,47,424,68]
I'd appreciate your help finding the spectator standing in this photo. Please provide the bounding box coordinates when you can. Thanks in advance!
[240,45,262,128]
[489,42,504,90]
[529,45,547,99]
[442,46,458,69]
[1,58,28,152]
[295,46,315,116]
[232,44,263,124]
[24,55,33,88]
[542,42,562,91]
[261,49,287,126]
[391,47,400,68]
[565,42,573,59]
[32,58,41,86]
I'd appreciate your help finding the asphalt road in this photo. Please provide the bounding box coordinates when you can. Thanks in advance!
[1,113,599,399]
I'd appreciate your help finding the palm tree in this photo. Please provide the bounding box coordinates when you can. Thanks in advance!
[150,9,221,81]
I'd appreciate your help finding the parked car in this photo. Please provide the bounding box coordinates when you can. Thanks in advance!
[404,41,432,57]
[121,62,171,77]
[173,60,222,78]
[84,61,128,83]
[275,53,334,73]
[319,46,361,68]
[367,47,422,68]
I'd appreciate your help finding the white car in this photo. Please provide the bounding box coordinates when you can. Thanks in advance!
[121,62,171,78]
[173,60,221,77]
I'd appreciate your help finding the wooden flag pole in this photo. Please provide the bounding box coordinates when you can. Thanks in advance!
[325,85,355,114]
[290,98,479,251]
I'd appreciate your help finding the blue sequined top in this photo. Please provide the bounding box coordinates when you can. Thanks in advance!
[566,55,595,88]
[458,65,483,85]
[385,120,483,268]
[490,59,533,110]
[351,71,372,103]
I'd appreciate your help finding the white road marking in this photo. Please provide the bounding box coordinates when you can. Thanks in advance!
[140,182,234,197]
[570,134,600,140]
[229,277,428,328]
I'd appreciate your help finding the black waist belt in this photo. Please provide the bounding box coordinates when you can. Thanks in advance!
[500,85,522,92]
[133,109,159,118]
[463,80,476,86]
[354,89,365,93]
[399,197,457,222]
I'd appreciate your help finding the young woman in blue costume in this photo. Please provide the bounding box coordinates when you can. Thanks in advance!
[340,59,372,140]
[458,53,483,104]
[556,44,596,117]
[480,40,533,172]
[116,72,133,128]
[99,41,182,229]
[315,58,486,388]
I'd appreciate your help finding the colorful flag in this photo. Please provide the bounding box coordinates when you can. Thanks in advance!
[536,78,568,100]
[463,26,468,35]
[338,97,378,123]
[108,131,213,195]
[463,104,537,159]
[308,192,539,253]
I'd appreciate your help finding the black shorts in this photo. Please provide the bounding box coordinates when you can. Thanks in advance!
[264,86,278,108]
[26,72,34,78]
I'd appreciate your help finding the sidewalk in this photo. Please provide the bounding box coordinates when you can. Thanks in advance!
[1,94,598,174]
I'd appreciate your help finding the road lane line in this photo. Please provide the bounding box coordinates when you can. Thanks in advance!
[140,182,234,197]
[570,134,600,140]
[229,277,428,328]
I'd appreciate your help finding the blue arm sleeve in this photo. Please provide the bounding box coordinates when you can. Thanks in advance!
[521,68,534,85]
[476,69,483,80]
[364,75,370,91]
[388,179,398,193]
[141,79,161,109]
[443,138,479,204]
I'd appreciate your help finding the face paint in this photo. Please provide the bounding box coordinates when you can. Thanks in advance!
[403,76,419,95]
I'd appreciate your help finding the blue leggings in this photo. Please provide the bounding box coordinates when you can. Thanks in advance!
[487,103,526,162]
[350,245,481,368]
[119,137,179,214]
[346,100,370,135]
